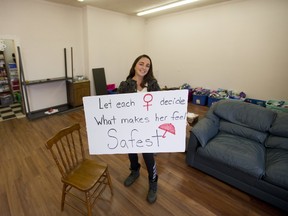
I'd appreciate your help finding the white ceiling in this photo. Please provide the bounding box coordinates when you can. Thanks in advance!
[44,0,232,18]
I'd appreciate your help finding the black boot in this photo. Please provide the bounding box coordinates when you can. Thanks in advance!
[124,164,140,187]
[147,176,158,203]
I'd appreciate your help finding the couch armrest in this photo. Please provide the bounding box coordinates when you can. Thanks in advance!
[186,133,200,165]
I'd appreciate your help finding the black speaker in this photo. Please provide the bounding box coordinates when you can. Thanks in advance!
[92,68,108,95]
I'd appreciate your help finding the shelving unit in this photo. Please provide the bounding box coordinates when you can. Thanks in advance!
[0,51,13,107]
[7,62,21,103]
[22,77,73,120]
[24,77,67,85]
[16,45,71,120]
[19,47,90,120]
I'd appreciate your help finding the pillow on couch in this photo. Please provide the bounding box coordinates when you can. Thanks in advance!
[265,135,288,151]
[219,120,268,144]
[213,100,276,132]
[269,112,288,138]
[192,117,219,147]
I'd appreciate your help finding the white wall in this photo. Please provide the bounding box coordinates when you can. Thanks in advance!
[0,0,145,111]
[84,6,145,95]
[145,0,288,100]
[0,0,287,113]
[0,0,84,111]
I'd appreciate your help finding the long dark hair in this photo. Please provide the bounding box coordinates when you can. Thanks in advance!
[126,54,155,88]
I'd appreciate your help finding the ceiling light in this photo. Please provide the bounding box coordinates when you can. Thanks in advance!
[78,0,84,2]
[137,0,200,16]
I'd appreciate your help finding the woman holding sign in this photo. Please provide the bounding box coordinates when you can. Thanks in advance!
[118,54,160,204]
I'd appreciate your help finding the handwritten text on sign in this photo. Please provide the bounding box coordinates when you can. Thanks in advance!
[83,89,188,154]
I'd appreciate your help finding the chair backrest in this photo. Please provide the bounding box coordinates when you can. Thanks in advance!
[45,123,86,178]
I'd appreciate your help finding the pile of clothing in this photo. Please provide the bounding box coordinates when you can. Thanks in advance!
[193,87,210,96]
[228,90,246,100]
[209,88,228,99]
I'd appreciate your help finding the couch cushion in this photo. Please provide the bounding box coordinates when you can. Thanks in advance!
[197,132,265,178]
[264,148,288,190]
[213,100,276,132]
[219,120,268,144]
[269,112,288,138]
[265,135,288,151]
[192,118,219,147]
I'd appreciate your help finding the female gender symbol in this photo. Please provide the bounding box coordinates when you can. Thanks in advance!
[143,93,153,111]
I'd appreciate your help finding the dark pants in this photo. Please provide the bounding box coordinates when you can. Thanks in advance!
[129,153,157,181]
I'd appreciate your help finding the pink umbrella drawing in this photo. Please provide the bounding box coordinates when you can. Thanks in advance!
[158,123,176,138]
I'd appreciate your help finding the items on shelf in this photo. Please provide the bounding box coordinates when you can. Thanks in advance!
[44,108,59,115]
[0,50,13,107]
[8,62,20,102]
[0,94,13,106]
[74,75,88,82]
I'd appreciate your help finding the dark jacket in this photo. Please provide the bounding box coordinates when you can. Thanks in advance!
[118,78,161,93]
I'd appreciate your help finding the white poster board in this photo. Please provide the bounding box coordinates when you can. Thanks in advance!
[83,89,188,155]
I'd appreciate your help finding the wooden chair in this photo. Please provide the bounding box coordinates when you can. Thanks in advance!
[45,123,113,215]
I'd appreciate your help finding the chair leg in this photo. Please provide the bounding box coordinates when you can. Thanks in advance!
[61,184,67,211]
[85,192,92,216]
[106,168,113,195]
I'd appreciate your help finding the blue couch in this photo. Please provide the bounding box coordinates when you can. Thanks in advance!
[186,100,288,212]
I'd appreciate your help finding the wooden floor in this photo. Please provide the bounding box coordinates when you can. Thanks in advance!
[0,103,286,216]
